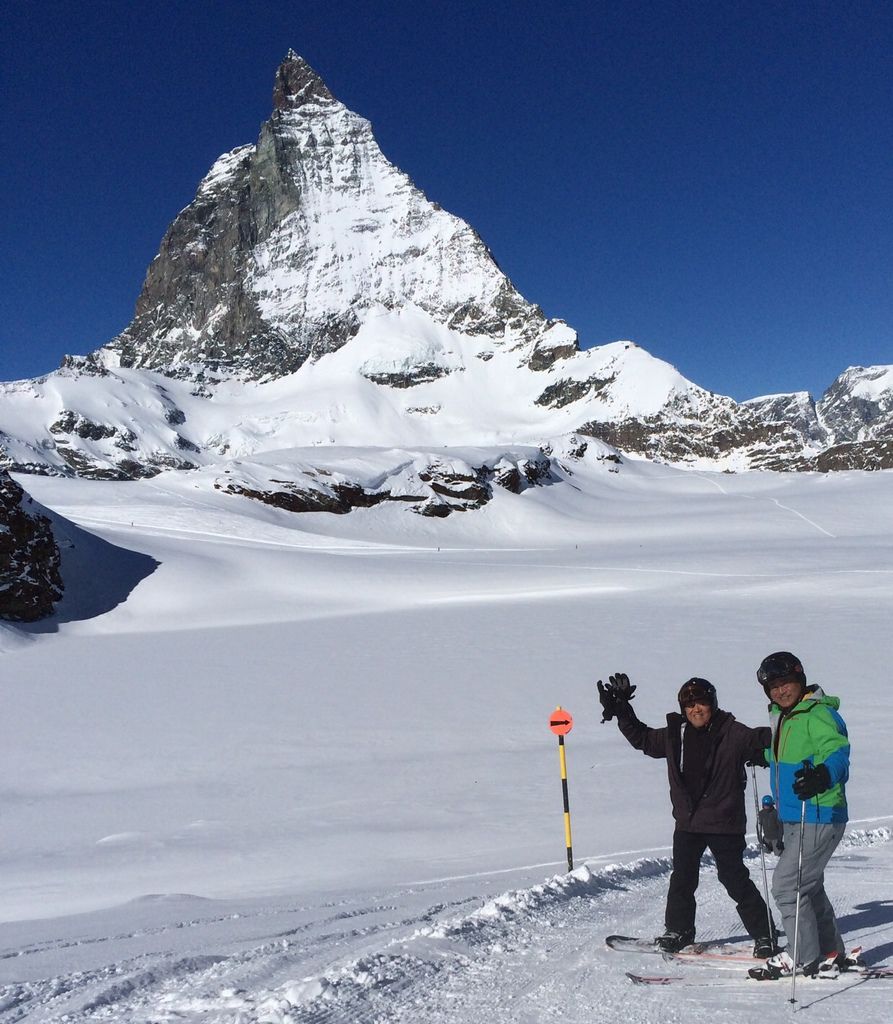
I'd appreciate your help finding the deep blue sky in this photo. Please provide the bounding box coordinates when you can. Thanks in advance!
[2,1,890,400]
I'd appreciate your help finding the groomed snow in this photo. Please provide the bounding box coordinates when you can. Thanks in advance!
[2,458,893,1022]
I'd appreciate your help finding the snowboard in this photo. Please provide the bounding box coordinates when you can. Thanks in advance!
[606,934,757,963]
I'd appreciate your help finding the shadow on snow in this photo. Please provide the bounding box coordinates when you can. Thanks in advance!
[20,512,159,633]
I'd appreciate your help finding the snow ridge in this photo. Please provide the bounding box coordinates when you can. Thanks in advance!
[254,830,893,1022]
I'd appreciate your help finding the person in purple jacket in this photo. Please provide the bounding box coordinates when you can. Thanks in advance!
[598,673,777,956]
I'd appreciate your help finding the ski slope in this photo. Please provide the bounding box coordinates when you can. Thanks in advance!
[2,832,892,1022]
[3,457,893,1022]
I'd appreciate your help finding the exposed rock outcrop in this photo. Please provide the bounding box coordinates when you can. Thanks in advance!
[214,447,556,519]
[817,366,893,443]
[0,470,63,621]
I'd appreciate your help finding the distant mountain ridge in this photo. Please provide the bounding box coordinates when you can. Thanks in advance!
[1,51,892,483]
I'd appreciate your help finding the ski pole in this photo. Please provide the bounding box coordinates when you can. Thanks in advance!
[749,765,774,942]
[789,776,808,1005]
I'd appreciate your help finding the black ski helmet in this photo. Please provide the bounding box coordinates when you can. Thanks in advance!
[677,677,718,711]
[757,651,806,695]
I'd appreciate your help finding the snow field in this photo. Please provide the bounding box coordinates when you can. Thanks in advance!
[2,832,892,1022]
[2,457,893,1021]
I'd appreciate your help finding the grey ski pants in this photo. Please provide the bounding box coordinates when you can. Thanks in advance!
[771,820,845,966]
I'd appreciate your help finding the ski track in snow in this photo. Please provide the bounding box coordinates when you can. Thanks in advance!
[761,497,837,539]
[2,829,891,1024]
[691,472,837,539]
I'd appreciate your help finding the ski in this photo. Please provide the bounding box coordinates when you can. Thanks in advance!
[628,971,721,987]
[627,967,893,987]
[665,949,764,969]
[668,943,870,972]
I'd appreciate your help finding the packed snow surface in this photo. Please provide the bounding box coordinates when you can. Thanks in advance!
[3,458,893,1022]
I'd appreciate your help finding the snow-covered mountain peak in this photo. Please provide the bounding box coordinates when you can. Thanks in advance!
[3,54,893,480]
[833,365,893,401]
[93,52,568,384]
[272,50,335,110]
[818,364,893,443]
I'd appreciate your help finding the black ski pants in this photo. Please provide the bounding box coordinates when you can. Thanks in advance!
[665,830,772,940]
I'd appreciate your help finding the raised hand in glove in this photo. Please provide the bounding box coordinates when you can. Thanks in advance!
[597,672,636,723]
[609,672,636,705]
[597,680,619,722]
[793,761,831,800]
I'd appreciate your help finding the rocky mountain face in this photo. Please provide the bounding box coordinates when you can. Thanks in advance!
[742,367,893,470]
[1,52,892,493]
[818,366,893,442]
[742,392,827,447]
[0,470,63,621]
[107,50,573,380]
[214,445,560,519]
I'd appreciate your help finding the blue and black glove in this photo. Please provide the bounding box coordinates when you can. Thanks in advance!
[793,762,831,800]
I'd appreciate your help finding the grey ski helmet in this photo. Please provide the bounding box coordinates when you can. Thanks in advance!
[677,677,718,711]
[757,651,806,695]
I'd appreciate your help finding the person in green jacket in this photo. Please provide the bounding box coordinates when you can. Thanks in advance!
[749,651,862,982]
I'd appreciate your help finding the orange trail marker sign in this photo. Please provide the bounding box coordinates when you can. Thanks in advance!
[549,710,574,735]
[549,705,574,870]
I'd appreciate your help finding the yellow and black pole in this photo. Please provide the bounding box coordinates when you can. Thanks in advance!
[549,705,575,871]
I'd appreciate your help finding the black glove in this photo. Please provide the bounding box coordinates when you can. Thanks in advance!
[597,673,636,723]
[609,672,636,704]
[746,752,768,768]
[597,679,619,722]
[793,762,831,800]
